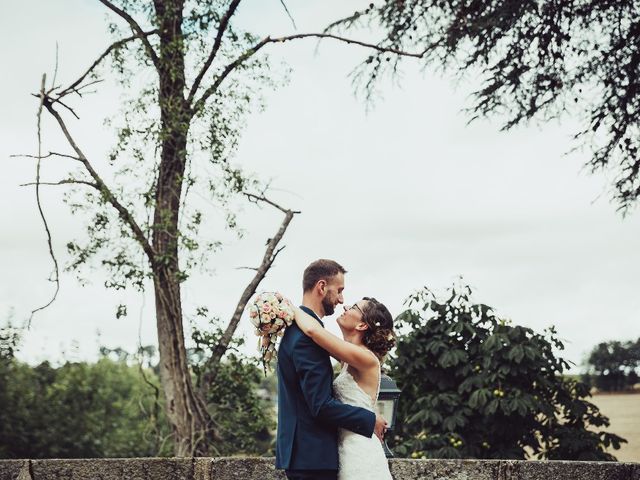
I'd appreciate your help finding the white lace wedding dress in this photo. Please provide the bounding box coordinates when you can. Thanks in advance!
[333,361,393,480]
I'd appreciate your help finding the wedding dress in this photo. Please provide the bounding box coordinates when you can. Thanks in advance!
[333,360,393,480]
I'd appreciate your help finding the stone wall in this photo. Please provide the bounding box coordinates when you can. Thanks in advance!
[0,457,638,480]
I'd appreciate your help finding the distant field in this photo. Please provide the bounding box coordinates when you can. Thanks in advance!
[590,393,640,462]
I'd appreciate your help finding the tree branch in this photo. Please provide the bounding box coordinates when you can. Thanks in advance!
[279,32,427,57]
[97,0,160,68]
[322,6,368,33]
[200,195,299,389]
[10,151,83,162]
[235,266,259,271]
[279,0,297,30]
[41,97,156,264]
[57,30,159,99]
[244,192,301,214]
[55,97,80,119]
[192,33,426,114]
[28,74,60,328]
[20,179,99,189]
[187,0,242,104]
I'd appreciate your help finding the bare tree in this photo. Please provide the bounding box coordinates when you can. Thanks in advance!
[19,0,424,455]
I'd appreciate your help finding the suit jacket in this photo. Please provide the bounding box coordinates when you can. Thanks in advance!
[275,306,376,470]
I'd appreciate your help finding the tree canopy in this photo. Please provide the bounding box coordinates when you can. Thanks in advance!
[388,283,626,460]
[0,334,274,458]
[342,0,640,213]
[584,338,640,391]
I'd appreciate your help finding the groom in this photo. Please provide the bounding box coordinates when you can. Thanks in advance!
[276,259,387,480]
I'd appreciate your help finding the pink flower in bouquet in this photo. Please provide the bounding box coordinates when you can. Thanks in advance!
[246,291,297,373]
[248,306,261,328]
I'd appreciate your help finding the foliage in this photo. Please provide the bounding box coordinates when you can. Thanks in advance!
[0,351,171,459]
[0,334,276,459]
[343,1,640,212]
[191,319,275,456]
[0,322,21,459]
[32,0,303,454]
[583,338,640,391]
[0,319,20,363]
[63,1,280,293]
[388,283,626,460]
[201,353,275,456]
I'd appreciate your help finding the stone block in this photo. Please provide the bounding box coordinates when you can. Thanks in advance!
[389,459,500,480]
[209,457,286,480]
[502,460,635,480]
[193,458,211,480]
[0,461,29,480]
[30,458,194,480]
[1,457,638,480]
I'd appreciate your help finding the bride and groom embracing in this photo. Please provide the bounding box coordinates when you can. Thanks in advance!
[275,259,397,480]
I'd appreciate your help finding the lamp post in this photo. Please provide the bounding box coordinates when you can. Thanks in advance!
[376,373,401,458]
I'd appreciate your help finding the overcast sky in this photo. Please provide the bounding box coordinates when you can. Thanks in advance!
[1,0,638,372]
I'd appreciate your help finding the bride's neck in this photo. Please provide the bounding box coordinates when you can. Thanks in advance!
[342,330,365,347]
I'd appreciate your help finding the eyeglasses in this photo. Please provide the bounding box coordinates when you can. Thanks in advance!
[350,303,365,316]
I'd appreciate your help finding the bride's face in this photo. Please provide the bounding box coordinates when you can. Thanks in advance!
[337,300,369,334]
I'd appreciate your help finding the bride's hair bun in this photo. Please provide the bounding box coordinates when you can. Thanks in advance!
[361,297,396,360]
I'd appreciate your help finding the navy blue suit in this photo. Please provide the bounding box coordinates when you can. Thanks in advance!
[275,306,376,472]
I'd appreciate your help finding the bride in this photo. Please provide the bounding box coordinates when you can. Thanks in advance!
[293,297,396,480]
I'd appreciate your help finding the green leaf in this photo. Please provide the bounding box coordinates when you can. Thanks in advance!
[389,281,627,461]
[485,398,499,415]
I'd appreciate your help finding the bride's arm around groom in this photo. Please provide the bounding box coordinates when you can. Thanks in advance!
[275,259,386,479]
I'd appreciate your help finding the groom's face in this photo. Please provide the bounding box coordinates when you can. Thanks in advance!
[321,273,345,316]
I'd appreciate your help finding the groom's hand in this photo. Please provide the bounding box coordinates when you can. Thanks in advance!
[374,414,388,441]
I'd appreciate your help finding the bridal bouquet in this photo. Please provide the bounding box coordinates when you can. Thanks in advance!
[247,292,295,372]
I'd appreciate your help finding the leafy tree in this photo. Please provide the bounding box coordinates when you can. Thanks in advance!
[339,1,640,213]
[0,341,275,458]
[388,284,626,460]
[190,318,275,456]
[0,318,24,458]
[19,0,421,454]
[199,353,275,455]
[0,319,20,363]
[0,354,171,459]
[584,338,640,391]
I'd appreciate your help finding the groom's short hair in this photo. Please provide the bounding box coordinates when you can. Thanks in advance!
[303,259,346,292]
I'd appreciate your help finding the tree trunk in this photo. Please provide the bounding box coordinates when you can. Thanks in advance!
[151,0,213,456]
[153,267,212,455]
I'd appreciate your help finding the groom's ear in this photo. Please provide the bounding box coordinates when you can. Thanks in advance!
[316,279,327,295]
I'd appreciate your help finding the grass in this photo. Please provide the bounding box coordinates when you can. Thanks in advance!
[590,392,640,462]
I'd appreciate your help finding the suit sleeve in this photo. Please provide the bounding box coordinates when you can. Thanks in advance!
[292,334,375,437]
